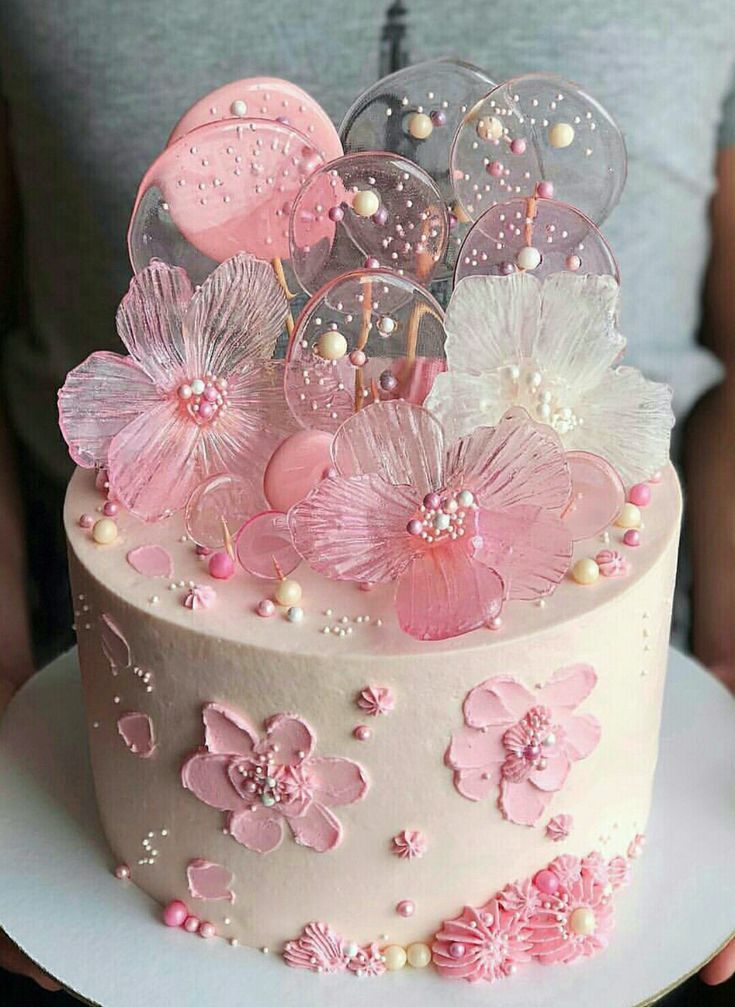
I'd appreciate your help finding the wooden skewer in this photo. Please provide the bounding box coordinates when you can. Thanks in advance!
[221,516,235,562]
[354,279,373,412]
[271,256,296,339]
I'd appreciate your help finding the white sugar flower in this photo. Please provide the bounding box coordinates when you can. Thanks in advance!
[425,273,674,485]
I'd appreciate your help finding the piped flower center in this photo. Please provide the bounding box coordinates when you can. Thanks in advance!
[406,488,477,545]
[496,364,583,436]
[176,374,229,425]
[501,705,559,782]
[232,756,308,810]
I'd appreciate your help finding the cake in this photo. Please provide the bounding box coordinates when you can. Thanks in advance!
[59,64,680,983]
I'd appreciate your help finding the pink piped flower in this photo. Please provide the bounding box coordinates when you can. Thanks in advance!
[58,255,292,521]
[182,703,368,854]
[432,899,532,982]
[446,665,601,826]
[183,584,217,610]
[347,943,387,977]
[289,401,573,641]
[595,548,630,577]
[357,685,395,717]
[607,855,632,889]
[496,878,542,920]
[546,813,573,841]
[627,833,646,859]
[391,829,428,859]
[283,921,349,974]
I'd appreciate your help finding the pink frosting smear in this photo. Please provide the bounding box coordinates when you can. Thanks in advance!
[117,712,156,758]
[186,859,235,902]
[126,544,174,578]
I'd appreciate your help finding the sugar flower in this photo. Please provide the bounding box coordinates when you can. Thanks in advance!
[182,702,368,854]
[424,273,674,486]
[446,665,601,826]
[288,401,573,641]
[58,254,291,521]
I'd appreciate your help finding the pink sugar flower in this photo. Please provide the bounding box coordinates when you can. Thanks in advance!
[182,703,368,854]
[446,665,601,826]
[288,401,573,641]
[58,254,292,521]
[432,899,532,982]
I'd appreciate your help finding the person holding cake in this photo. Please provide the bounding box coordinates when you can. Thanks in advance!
[0,1,734,1003]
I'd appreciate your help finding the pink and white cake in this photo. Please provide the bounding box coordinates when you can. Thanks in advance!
[59,64,680,983]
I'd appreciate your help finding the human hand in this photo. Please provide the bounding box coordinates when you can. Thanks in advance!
[0,930,61,992]
[700,936,735,985]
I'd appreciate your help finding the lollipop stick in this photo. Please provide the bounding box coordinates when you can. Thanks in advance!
[271,257,296,338]
[396,301,442,389]
[523,196,538,249]
[272,555,285,581]
[354,279,373,411]
[221,517,236,562]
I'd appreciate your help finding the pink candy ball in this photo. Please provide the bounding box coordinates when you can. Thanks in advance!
[364,256,380,269]
[114,864,130,880]
[536,180,554,199]
[103,501,119,517]
[372,206,389,226]
[510,137,527,155]
[406,518,423,536]
[199,922,216,939]
[533,869,560,896]
[195,544,211,557]
[256,598,276,618]
[198,401,214,420]
[396,899,415,917]
[628,483,651,507]
[358,581,374,592]
[353,725,372,742]
[209,551,235,580]
[486,160,504,178]
[448,942,466,959]
[79,513,95,529]
[163,900,188,927]
[184,915,200,934]
[328,205,344,222]
[349,349,366,367]
[623,529,641,547]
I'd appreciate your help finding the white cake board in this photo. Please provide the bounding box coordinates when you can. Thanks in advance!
[0,649,733,1007]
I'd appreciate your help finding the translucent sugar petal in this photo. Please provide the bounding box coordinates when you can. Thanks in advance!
[571,365,674,485]
[563,452,626,540]
[288,474,421,583]
[236,511,301,579]
[395,542,504,641]
[58,352,160,468]
[115,260,191,387]
[423,369,506,442]
[445,409,571,513]
[474,505,573,599]
[183,253,288,378]
[107,399,201,521]
[331,400,445,496]
[186,473,263,549]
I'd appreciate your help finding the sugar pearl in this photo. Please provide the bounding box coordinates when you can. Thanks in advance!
[569,907,596,936]
[487,615,503,630]
[377,315,396,335]
[286,606,304,623]
[275,578,302,606]
[477,115,503,140]
[209,551,235,579]
[79,513,95,528]
[408,112,433,139]
[344,941,359,959]
[572,558,600,585]
[163,900,188,927]
[616,503,641,529]
[536,180,554,198]
[199,922,216,939]
[448,942,466,959]
[623,529,641,547]
[510,137,527,155]
[191,378,205,395]
[92,518,118,545]
[230,99,247,116]
[349,349,366,367]
[328,205,344,222]
[373,206,388,226]
[517,246,541,270]
[184,915,200,934]
[103,500,119,517]
[114,864,130,880]
[628,483,651,507]
[407,942,432,969]
[353,190,380,217]
[379,370,398,392]
[353,725,372,741]
[548,122,575,148]
[396,900,415,917]
[565,254,581,271]
[533,869,560,895]
[317,330,347,360]
[383,945,407,971]
[256,598,276,617]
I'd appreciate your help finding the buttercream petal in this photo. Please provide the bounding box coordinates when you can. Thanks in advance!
[539,664,597,709]
[58,352,161,468]
[454,767,499,802]
[288,474,421,583]
[445,724,505,770]
[107,398,201,521]
[306,757,368,806]
[423,369,507,442]
[395,542,503,641]
[499,779,552,826]
[463,676,534,728]
[561,712,602,761]
[474,505,573,600]
[331,400,445,496]
[183,253,288,377]
[202,703,258,756]
[529,752,571,792]
[264,713,315,765]
[289,802,342,852]
[115,260,191,387]
[570,365,674,485]
[228,805,284,853]
[181,753,242,811]
[445,409,571,514]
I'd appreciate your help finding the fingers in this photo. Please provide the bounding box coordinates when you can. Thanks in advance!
[700,937,735,985]
[0,931,62,992]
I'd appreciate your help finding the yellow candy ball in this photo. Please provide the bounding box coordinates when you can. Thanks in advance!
[383,945,407,971]
[408,112,433,140]
[569,907,596,936]
[548,122,575,148]
[274,579,302,607]
[477,115,503,140]
[92,518,118,545]
[516,246,542,271]
[353,190,380,218]
[317,330,348,360]
[615,502,642,529]
[572,558,600,585]
[406,942,432,968]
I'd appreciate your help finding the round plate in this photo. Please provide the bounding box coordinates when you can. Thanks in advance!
[285,268,445,433]
[167,77,343,163]
[450,74,627,226]
[128,119,325,282]
[454,197,619,283]
[288,151,449,294]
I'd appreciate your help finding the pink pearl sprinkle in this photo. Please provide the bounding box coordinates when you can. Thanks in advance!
[198,401,214,420]
[209,551,235,580]
[203,385,218,402]
[487,615,503,630]
[195,544,211,556]
[79,513,95,529]
[359,581,374,592]
[372,206,389,226]
[396,900,415,917]
[407,518,423,536]
[536,180,554,199]
[349,349,366,367]
[487,160,504,178]
[430,109,447,127]
[565,254,582,271]
[379,370,398,392]
[628,483,651,507]
[510,137,527,155]
[103,501,119,517]
[256,598,276,618]
[364,256,380,269]
[353,725,372,741]
[199,922,216,939]
[448,942,466,959]
[424,491,441,511]
[163,900,189,927]
[114,864,130,880]
[623,529,641,547]
[184,916,200,934]
[328,205,344,222]
[533,869,560,896]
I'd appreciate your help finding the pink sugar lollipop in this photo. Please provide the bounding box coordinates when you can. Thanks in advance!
[451,74,627,227]
[562,451,626,541]
[167,77,343,165]
[454,196,619,282]
[288,151,449,295]
[185,473,263,550]
[128,118,326,280]
[236,510,301,579]
[285,268,445,433]
[263,429,334,513]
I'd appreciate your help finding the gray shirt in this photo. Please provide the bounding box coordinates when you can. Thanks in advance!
[1,0,734,480]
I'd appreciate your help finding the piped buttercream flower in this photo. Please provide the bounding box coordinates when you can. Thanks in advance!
[424,273,674,486]
[432,899,532,982]
[58,254,292,521]
[288,401,573,641]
